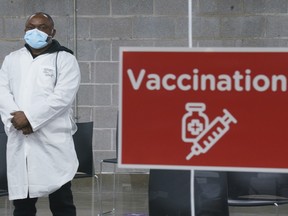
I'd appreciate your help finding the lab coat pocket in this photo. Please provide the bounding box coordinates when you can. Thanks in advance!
[36,66,56,91]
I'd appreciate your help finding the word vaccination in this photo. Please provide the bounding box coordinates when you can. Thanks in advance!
[127,68,288,92]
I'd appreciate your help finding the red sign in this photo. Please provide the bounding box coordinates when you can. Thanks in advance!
[119,48,288,172]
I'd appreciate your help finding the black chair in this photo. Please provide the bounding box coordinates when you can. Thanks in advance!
[227,172,288,215]
[149,170,191,216]
[0,119,4,133]
[73,122,95,179]
[72,121,100,215]
[0,119,8,191]
[148,170,229,216]
[0,131,8,191]
[194,171,229,216]
[0,119,11,215]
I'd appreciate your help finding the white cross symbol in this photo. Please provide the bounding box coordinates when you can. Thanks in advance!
[187,119,203,136]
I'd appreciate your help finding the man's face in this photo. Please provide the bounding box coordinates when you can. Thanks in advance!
[24,14,55,37]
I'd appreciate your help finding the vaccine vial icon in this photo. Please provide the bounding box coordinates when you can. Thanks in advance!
[182,103,209,143]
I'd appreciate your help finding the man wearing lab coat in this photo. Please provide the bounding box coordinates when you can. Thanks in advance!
[0,12,80,216]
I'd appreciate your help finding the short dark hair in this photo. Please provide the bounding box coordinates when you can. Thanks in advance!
[26,12,54,28]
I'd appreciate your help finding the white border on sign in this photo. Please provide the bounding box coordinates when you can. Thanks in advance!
[118,47,288,173]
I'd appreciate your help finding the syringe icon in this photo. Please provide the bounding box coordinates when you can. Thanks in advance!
[186,109,237,160]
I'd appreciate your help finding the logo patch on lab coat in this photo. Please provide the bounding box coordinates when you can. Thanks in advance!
[37,66,56,89]
[43,68,55,78]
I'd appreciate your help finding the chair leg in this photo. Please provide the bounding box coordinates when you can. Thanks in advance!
[99,161,116,215]
[274,202,279,216]
[92,175,95,216]
[99,161,103,215]
[94,174,101,216]
[92,174,101,216]
[112,164,116,212]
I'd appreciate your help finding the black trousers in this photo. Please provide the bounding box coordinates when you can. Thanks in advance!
[13,181,76,216]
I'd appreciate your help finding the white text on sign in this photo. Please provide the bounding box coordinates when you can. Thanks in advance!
[127,69,288,92]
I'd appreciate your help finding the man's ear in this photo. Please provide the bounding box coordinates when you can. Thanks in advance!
[51,29,56,38]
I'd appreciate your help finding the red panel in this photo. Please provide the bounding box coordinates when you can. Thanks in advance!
[119,48,288,171]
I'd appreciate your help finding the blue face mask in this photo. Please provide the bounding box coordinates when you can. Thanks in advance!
[24,28,50,49]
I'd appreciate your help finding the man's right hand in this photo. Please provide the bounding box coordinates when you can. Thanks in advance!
[11,111,30,130]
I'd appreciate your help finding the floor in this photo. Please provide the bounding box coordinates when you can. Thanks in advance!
[1,173,288,216]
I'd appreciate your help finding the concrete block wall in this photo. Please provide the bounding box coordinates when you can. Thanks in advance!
[0,0,287,172]
[193,0,288,47]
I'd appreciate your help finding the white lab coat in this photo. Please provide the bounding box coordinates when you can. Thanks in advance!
[0,47,80,200]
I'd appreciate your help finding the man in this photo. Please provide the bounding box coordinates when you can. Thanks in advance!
[0,12,80,216]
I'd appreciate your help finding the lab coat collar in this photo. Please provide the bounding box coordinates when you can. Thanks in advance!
[24,40,73,58]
